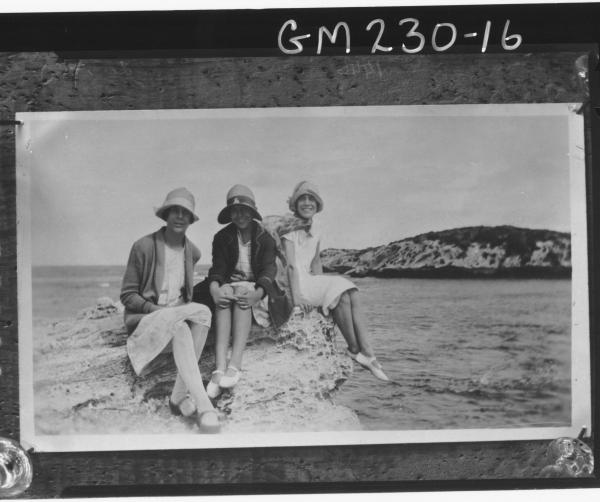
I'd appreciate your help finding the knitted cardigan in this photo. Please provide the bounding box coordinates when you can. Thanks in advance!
[120,227,201,333]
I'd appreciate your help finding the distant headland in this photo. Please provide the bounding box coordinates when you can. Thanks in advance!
[320,226,571,279]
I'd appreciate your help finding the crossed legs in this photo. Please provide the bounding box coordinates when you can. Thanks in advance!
[170,321,214,414]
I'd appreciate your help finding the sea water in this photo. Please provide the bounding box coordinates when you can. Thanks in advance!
[31,266,571,431]
[336,276,571,430]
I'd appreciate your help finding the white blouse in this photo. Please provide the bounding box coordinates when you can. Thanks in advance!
[158,244,185,306]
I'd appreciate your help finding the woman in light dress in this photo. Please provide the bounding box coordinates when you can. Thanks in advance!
[280,181,389,381]
[120,187,220,433]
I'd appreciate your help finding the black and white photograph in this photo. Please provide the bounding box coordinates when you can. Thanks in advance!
[16,103,590,452]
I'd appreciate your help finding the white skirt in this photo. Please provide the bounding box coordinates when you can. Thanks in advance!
[298,273,356,315]
[127,302,212,376]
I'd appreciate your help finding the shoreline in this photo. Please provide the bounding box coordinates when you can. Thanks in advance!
[324,266,572,279]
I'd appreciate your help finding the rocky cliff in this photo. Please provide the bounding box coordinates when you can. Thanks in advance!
[321,226,571,278]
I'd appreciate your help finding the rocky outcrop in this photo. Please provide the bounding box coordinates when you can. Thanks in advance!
[32,299,359,436]
[321,226,571,278]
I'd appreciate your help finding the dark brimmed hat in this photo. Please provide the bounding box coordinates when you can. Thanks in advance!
[217,184,262,224]
[155,187,199,222]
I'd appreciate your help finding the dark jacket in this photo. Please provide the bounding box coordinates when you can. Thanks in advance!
[120,227,201,334]
[193,221,293,328]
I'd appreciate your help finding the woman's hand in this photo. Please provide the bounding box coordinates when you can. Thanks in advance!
[294,297,313,313]
[210,283,237,309]
[235,287,263,310]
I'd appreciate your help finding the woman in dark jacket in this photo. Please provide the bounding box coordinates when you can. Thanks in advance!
[198,184,292,398]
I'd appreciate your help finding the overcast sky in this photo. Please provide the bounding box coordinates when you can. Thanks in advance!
[19,104,580,266]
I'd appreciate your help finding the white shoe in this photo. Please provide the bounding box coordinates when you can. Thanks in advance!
[355,352,390,382]
[219,366,241,389]
[206,370,223,399]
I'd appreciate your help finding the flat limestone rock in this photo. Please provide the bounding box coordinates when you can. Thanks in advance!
[217,310,359,433]
[32,300,360,436]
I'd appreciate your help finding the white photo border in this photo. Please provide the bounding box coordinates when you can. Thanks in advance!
[16,104,591,452]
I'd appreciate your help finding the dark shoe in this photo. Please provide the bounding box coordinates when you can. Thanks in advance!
[197,410,221,434]
[169,396,197,417]
[169,399,182,416]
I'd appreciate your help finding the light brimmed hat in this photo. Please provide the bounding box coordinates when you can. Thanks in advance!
[217,184,262,224]
[288,181,324,213]
[154,187,199,222]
